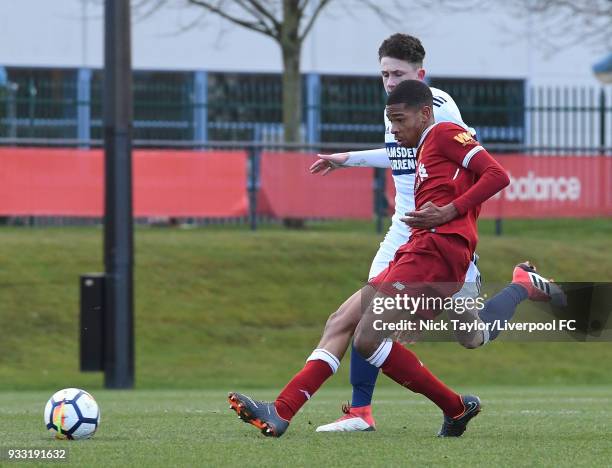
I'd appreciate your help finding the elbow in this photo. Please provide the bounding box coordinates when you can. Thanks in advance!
[493,166,510,190]
[500,170,510,189]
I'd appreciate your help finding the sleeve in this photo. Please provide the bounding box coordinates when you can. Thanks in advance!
[434,124,510,215]
[344,148,391,168]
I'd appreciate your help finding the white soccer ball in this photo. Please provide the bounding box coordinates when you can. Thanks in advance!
[44,388,100,440]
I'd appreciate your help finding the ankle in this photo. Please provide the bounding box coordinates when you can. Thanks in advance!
[351,404,373,416]
[274,400,293,422]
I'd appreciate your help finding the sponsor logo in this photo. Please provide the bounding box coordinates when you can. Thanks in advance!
[386,146,415,159]
[390,157,416,172]
[453,131,476,146]
[493,171,581,201]
[386,144,417,175]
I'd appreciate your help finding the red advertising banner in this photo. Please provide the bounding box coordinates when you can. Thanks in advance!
[386,155,611,218]
[481,155,612,218]
[0,148,248,217]
[258,152,374,219]
[0,148,608,219]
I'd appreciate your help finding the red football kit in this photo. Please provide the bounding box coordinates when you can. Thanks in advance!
[370,121,510,293]
[271,122,510,425]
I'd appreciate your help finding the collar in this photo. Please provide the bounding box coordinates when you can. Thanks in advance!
[417,122,440,149]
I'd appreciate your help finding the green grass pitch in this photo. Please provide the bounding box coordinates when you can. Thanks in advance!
[2,387,611,467]
[0,218,611,466]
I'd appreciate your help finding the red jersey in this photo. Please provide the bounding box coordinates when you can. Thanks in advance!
[414,122,510,253]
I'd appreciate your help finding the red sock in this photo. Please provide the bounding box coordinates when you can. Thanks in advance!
[274,360,333,421]
[381,342,464,418]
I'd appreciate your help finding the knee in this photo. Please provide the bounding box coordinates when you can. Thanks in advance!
[353,326,380,360]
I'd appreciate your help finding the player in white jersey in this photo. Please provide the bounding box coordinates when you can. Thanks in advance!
[311,41,475,281]
[309,34,560,433]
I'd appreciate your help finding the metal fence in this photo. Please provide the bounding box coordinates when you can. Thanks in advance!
[1,141,610,232]
[1,66,610,151]
[0,66,610,230]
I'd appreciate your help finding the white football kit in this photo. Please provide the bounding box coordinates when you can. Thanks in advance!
[343,87,480,284]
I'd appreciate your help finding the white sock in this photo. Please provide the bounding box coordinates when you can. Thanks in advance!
[307,348,340,374]
[365,338,393,368]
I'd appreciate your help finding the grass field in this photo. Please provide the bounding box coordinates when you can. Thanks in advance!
[1,218,610,390]
[0,219,611,466]
[2,387,611,467]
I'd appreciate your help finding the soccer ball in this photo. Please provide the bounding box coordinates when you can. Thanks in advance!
[44,388,100,440]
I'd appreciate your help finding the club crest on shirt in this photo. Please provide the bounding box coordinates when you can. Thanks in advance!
[417,162,428,179]
[415,161,428,191]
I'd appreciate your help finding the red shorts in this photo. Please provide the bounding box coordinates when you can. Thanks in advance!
[368,233,471,300]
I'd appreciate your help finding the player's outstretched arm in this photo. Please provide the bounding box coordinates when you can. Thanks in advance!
[309,148,391,175]
[309,153,349,176]
[343,148,391,168]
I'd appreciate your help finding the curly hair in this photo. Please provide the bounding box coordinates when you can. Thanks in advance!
[378,33,426,65]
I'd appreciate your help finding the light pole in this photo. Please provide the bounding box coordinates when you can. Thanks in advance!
[103,0,134,389]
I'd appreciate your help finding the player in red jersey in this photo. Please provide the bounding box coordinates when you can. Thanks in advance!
[368,82,510,295]
[228,79,510,439]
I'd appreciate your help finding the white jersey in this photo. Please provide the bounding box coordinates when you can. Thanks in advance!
[344,87,474,279]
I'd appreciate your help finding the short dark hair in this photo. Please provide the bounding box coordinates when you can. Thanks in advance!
[386,80,433,109]
[378,33,426,65]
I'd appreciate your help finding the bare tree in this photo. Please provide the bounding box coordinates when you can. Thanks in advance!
[131,0,487,142]
[502,0,612,54]
[133,0,420,142]
[134,0,333,142]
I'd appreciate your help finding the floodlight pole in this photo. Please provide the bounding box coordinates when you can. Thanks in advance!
[103,0,134,389]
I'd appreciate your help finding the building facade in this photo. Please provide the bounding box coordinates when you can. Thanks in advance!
[0,0,609,147]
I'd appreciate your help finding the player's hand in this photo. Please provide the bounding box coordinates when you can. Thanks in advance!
[309,153,349,176]
[401,202,458,229]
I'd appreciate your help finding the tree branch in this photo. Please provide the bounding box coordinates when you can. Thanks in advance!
[166,10,208,36]
[298,0,332,42]
[505,0,612,52]
[233,0,278,33]
[356,0,398,26]
[187,0,277,38]
[528,0,611,15]
[132,0,168,22]
[244,0,281,30]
